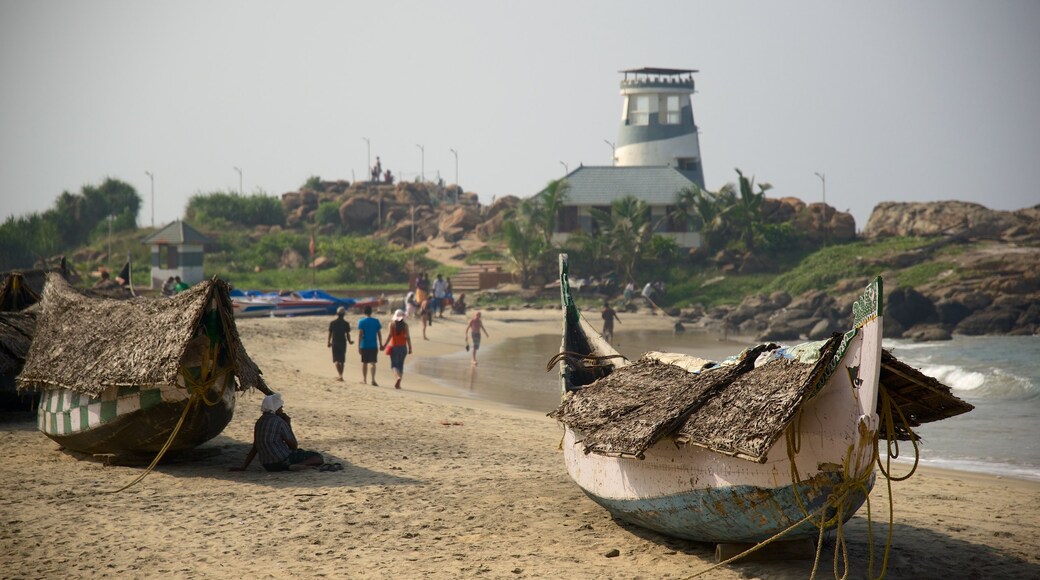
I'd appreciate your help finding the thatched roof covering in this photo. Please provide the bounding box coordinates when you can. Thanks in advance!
[0,309,37,376]
[0,272,41,312]
[17,273,267,396]
[551,336,845,462]
[879,349,974,440]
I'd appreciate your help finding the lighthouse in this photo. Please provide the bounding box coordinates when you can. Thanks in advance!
[614,68,704,187]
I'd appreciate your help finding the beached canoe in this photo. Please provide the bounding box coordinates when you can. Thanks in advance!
[550,254,972,544]
[17,274,269,456]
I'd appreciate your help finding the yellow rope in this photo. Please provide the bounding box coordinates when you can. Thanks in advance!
[103,342,231,494]
[704,380,923,579]
[102,391,200,494]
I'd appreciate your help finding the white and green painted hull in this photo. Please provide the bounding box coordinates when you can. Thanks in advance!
[38,373,236,456]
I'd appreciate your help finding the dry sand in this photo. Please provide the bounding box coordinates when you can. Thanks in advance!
[2,309,1039,579]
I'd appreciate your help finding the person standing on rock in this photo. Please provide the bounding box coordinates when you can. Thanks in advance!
[357,305,383,386]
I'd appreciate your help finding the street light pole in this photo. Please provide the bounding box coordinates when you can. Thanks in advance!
[814,172,826,206]
[416,144,425,182]
[814,171,828,246]
[560,161,569,175]
[145,171,154,227]
[233,166,243,196]
[603,140,616,166]
[362,137,370,177]
[449,148,458,203]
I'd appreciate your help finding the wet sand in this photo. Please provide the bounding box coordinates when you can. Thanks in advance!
[1,309,1038,579]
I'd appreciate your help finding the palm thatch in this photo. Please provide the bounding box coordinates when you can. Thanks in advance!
[674,334,842,461]
[879,349,974,440]
[0,272,41,312]
[17,273,267,396]
[550,337,843,462]
[0,309,37,376]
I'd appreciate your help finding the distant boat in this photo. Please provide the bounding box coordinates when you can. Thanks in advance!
[17,274,269,457]
[228,290,277,318]
[229,288,384,318]
[550,254,972,544]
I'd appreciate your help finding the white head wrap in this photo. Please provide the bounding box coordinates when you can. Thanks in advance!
[261,393,284,413]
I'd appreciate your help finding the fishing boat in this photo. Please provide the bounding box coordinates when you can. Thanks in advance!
[550,254,972,544]
[0,272,41,410]
[17,273,269,456]
[229,290,277,318]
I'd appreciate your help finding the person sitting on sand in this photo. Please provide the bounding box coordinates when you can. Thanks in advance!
[230,393,324,472]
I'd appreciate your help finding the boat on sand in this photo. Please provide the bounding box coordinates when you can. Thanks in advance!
[17,273,270,457]
[550,254,972,545]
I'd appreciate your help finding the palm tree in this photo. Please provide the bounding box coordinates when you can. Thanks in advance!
[727,169,771,253]
[533,178,570,247]
[671,183,736,253]
[590,196,655,283]
[502,199,547,288]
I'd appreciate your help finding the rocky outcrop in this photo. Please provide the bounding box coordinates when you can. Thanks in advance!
[864,201,1040,243]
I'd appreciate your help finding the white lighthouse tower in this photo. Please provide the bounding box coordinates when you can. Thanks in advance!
[614,67,704,187]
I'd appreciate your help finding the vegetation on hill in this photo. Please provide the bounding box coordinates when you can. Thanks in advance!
[0,178,140,270]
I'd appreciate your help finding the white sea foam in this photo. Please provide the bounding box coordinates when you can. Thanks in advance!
[918,364,986,391]
[887,455,1040,482]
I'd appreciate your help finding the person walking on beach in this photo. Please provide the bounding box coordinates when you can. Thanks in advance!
[601,301,621,344]
[464,311,489,366]
[230,393,325,472]
[357,305,383,386]
[381,309,413,390]
[432,273,448,318]
[327,306,354,381]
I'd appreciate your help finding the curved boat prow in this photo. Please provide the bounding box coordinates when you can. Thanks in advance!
[558,254,626,395]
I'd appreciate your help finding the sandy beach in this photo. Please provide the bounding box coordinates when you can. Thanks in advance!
[2,308,1038,579]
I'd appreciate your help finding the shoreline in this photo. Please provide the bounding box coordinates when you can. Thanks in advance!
[2,308,1038,578]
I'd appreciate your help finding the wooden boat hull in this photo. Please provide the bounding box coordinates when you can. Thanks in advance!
[37,372,236,456]
[231,298,276,318]
[556,254,883,543]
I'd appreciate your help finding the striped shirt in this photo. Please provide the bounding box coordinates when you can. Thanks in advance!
[254,413,293,465]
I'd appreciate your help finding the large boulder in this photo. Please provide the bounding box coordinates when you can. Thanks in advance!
[280,248,305,270]
[339,197,379,230]
[864,201,1022,240]
[438,206,482,233]
[886,287,938,328]
[955,309,1017,335]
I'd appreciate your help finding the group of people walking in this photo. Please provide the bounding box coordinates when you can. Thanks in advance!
[233,290,491,474]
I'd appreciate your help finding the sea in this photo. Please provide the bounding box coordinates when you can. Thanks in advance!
[413,329,1040,482]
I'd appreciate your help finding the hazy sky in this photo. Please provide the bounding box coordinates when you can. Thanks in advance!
[2,1,1038,231]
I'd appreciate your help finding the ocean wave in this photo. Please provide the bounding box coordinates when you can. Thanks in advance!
[917,364,986,391]
[888,455,1040,482]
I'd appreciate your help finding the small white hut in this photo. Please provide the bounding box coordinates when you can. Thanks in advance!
[141,220,210,288]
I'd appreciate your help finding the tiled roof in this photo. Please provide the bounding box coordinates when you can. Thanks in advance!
[553,166,700,206]
[141,220,211,245]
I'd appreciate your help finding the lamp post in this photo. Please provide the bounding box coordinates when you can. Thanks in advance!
[814,171,828,246]
[416,144,425,182]
[814,172,826,206]
[362,137,370,176]
[233,166,243,195]
[449,148,458,203]
[603,140,616,166]
[560,161,569,175]
[107,214,114,266]
[145,171,154,227]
